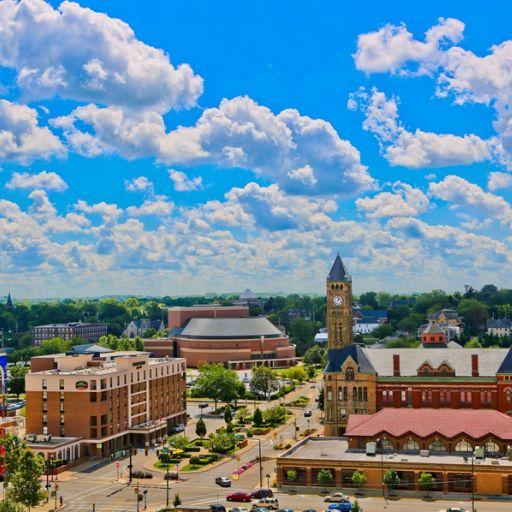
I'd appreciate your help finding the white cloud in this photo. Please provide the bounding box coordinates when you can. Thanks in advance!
[0,0,203,112]
[74,200,122,223]
[126,197,174,217]
[488,171,512,191]
[356,182,430,218]
[168,169,203,192]
[354,17,464,74]
[429,175,512,225]
[55,96,375,196]
[6,170,67,191]
[125,176,154,193]
[349,87,489,168]
[0,99,64,164]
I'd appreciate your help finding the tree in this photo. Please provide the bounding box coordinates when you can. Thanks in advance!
[224,405,233,425]
[195,418,206,440]
[281,365,307,382]
[263,406,286,425]
[352,500,362,512]
[173,493,182,507]
[8,365,29,398]
[305,365,316,379]
[351,470,367,489]
[372,324,394,339]
[383,469,401,494]
[38,337,72,355]
[418,472,435,496]
[317,388,324,410]
[359,291,378,309]
[457,299,489,332]
[192,364,242,408]
[303,345,325,365]
[8,450,44,509]
[167,435,189,450]
[208,432,236,454]
[250,366,278,399]
[253,407,263,427]
[465,338,482,348]
[316,469,334,485]
[2,434,25,484]
[286,469,298,482]
[0,500,27,512]
[289,318,315,354]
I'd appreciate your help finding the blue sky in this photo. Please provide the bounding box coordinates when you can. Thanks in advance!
[1,0,512,298]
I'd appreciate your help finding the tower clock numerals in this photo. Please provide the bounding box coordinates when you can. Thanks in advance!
[332,295,343,306]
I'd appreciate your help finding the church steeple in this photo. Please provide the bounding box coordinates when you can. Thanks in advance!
[327,253,351,282]
[5,292,13,310]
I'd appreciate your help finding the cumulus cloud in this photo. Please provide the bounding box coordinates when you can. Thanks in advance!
[349,87,489,168]
[54,96,375,196]
[0,99,64,164]
[356,182,430,218]
[126,197,174,217]
[429,175,512,226]
[6,170,67,191]
[488,171,512,191]
[125,176,154,193]
[0,0,203,112]
[354,17,464,74]
[168,169,203,192]
[74,200,122,224]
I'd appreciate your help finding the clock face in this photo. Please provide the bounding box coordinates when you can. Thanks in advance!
[333,295,343,306]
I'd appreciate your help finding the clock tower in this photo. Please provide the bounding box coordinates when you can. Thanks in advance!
[326,253,352,349]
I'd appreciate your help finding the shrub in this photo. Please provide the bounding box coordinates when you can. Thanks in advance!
[247,431,253,438]
[351,470,367,488]
[286,469,298,482]
[316,469,334,485]
[186,446,201,452]
[253,407,263,427]
[132,470,153,479]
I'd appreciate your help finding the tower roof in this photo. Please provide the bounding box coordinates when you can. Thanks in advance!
[5,292,13,309]
[327,254,350,282]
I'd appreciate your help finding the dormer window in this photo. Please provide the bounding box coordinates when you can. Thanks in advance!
[345,367,355,381]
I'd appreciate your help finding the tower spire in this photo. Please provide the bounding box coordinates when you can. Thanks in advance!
[327,254,351,282]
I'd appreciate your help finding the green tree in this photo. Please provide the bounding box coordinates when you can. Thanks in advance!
[224,405,233,425]
[351,470,367,488]
[352,500,362,512]
[290,318,314,354]
[305,365,316,379]
[465,338,483,348]
[383,469,401,494]
[208,432,236,454]
[418,472,435,496]
[250,366,278,399]
[192,364,242,408]
[457,299,489,332]
[2,434,25,484]
[263,406,286,425]
[316,468,334,485]
[167,435,189,450]
[286,469,298,482]
[372,324,394,339]
[173,493,182,507]
[8,365,29,399]
[8,450,44,509]
[302,345,325,365]
[253,407,263,427]
[39,337,72,355]
[281,365,307,382]
[359,291,378,309]
[195,418,207,440]
[0,500,27,512]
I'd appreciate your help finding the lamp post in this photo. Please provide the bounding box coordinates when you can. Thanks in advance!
[257,439,263,489]
[165,461,170,511]
[377,438,384,499]
[54,476,59,510]
[134,483,140,512]
[143,489,148,510]
[266,473,271,489]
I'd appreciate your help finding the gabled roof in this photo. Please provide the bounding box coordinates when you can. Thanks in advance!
[497,347,512,374]
[72,343,114,354]
[428,309,460,321]
[422,322,445,335]
[346,408,512,441]
[325,344,376,374]
[327,254,351,282]
[487,318,512,329]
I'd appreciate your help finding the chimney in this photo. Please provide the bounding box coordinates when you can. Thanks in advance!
[472,354,479,377]
[393,354,400,377]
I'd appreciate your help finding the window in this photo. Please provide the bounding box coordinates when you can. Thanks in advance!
[327,387,333,401]
[90,392,97,402]
[353,387,357,401]
[60,391,64,401]
[42,379,47,390]
[429,439,447,452]
[42,391,47,400]
[60,403,64,413]
[42,414,48,425]
[363,387,368,402]
[402,439,420,452]
[338,387,343,400]
[42,402,47,412]
[485,441,500,454]
[60,414,65,425]
[327,408,333,421]
[454,440,473,453]
[90,380,97,390]
[345,368,355,381]
[380,439,394,452]
[59,379,64,390]
[506,389,512,403]
[90,416,97,426]
[343,386,348,401]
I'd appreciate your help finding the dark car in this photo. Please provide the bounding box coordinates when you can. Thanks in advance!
[277,509,294,512]
[327,502,352,512]
[251,489,274,499]
[210,505,226,512]
[215,476,232,487]
[227,491,252,502]
[303,509,317,512]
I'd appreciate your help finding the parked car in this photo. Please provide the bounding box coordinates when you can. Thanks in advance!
[170,423,185,433]
[210,505,226,512]
[304,410,312,417]
[327,502,352,512]
[250,489,274,499]
[324,493,349,503]
[230,508,250,512]
[442,509,466,512]
[227,491,252,502]
[277,509,294,512]
[252,508,270,512]
[215,476,232,487]
[303,509,317,512]
[252,497,279,510]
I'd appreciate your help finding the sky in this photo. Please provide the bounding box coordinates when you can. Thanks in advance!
[1,0,512,298]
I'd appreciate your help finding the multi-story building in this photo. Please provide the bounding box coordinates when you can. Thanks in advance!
[486,318,512,337]
[25,351,186,460]
[32,322,108,345]
[323,255,512,437]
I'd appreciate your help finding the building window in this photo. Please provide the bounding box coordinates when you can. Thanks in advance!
[60,403,64,413]
[43,426,48,435]
[402,439,420,452]
[353,387,357,401]
[59,379,64,390]
[363,387,368,402]
[90,416,97,426]
[42,379,47,390]
[327,387,333,401]
[485,441,500,454]
[380,439,394,452]
[505,389,512,403]
[42,414,48,425]
[60,414,65,425]
[401,390,406,402]
[327,408,333,421]
[42,391,47,401]
[60,391,64,401]
[454,440,473,453]
[90,380,97,390]
[42,403,47,412]
[343,386,348,401]
[429,439,447,452]
[357,387,363,402]
[345,368,355,381]
[338,387,343,400]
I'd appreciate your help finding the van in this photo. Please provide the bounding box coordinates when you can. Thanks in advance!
[366,442,377,456]
[253,497,279,510]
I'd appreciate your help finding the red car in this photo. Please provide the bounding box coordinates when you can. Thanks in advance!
[226,491,252,502]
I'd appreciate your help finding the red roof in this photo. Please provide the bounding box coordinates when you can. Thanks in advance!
[345,408,512,441]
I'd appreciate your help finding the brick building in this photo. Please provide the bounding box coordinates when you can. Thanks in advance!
[323,255,512,436]
[25,351,186,460]
[144,304,297,368]
[32,322,108,345]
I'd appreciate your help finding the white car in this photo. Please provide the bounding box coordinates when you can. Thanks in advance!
[171,423,185,433]
[324,493,349,503]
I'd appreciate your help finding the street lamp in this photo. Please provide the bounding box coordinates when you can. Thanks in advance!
[266,473,271,489]
[257,439,263,489]
[143,489,148,510]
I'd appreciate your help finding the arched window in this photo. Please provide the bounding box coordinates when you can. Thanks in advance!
[338,386,343,400]
[429,439,447,452]
[363,387,368,402]
[358,387,363,402]
[380,439,394,452]
[485,441,500,454]
[506,388,512,403]
[353,387,358,401]
[402,439,420,452]
[345,368,355,381]
[454,440,473,453]
[343,386,348,401]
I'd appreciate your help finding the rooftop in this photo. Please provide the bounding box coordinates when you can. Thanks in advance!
[327,254,351,282]
[346,408,512,440]
[179,317,283,339]
[279,437,512,468]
